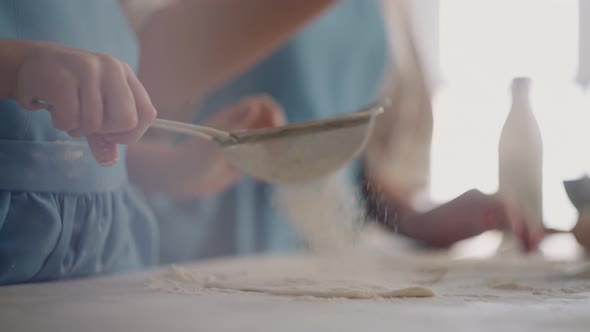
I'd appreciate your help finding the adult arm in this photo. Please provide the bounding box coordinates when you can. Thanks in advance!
[122,0,335,116]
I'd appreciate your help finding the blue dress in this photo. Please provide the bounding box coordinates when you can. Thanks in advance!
[0,0,158,285]
[154,0,389,263]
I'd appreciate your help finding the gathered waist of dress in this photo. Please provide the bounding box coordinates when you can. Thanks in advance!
[0,139,128,193]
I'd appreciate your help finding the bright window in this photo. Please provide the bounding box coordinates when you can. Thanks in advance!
[430,0,584,230]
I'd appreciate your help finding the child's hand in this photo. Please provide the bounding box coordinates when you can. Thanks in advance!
[172,94,286,197]
[13,41,157,165]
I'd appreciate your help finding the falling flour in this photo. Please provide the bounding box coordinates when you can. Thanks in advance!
[147,175,435,299]
[273,176,365,255]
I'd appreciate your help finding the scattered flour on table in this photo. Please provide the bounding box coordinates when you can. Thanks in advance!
[146,259,435,299]
[146,175,590,301]
[147,175,434,299]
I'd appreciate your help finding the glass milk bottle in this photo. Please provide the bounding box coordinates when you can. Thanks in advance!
[498,77,544,236]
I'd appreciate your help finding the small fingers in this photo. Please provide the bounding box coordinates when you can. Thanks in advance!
[100,56,138,134]
[14,44,152,154]
[74,71,104,137]
[88,134,119,166]
[103,63,156,144]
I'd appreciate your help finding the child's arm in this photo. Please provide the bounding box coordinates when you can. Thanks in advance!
[0,39,156,165]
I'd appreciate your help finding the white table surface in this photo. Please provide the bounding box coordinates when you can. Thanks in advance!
[2,233,590,332]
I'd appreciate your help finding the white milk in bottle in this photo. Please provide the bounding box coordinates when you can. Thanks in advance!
[498,77,544,236]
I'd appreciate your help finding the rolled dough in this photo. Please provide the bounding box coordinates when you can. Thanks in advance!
[147,255,435,299]
[146,252,590,302]
[204,277,434,299]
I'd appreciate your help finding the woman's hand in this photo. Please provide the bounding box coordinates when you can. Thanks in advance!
[11,40,157,165]
[363,172,543,253]
[401,189,543,252]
